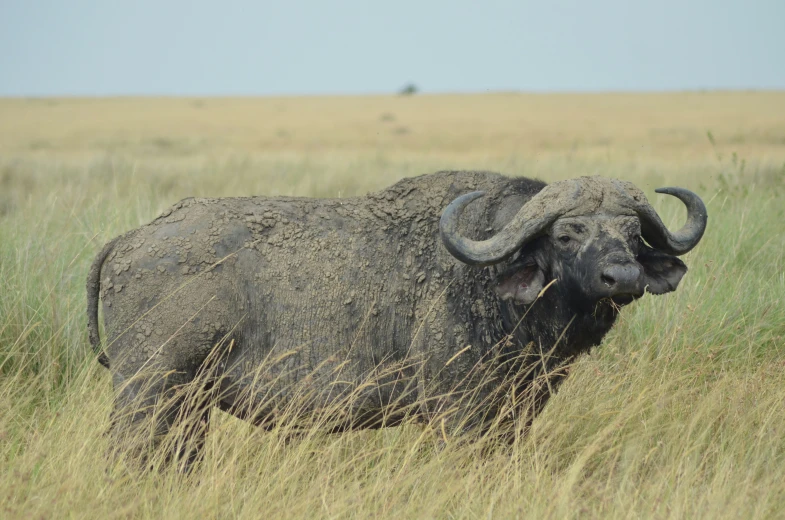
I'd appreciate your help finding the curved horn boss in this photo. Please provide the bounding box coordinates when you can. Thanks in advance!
[439,180,583,266]
[440,177,708,265]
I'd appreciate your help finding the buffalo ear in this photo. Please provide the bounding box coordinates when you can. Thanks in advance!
[638,243,688,294]
[495,260,545,305]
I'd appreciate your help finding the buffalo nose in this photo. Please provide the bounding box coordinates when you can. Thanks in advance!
[600,264,641,292]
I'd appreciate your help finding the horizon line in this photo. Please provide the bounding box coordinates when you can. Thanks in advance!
[2,87,785,100]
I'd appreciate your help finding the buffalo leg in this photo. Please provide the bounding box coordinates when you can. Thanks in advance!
[108,364,213,472]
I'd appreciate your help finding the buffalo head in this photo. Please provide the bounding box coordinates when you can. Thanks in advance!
[439,176,707,312]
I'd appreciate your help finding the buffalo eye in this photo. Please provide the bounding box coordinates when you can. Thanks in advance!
[559,235,571,244]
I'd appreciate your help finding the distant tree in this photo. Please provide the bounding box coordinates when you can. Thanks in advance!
[398,83,418,96]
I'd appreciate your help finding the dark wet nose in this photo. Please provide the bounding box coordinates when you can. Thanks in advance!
[600,264,642,294]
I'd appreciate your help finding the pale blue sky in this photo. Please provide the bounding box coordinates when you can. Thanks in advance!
[1,0,783,96]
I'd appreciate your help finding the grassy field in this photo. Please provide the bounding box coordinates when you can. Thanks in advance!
[1,92,784,519]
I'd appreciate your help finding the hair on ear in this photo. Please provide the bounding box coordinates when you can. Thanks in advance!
[495,260,546,305]
[638,243,688,294]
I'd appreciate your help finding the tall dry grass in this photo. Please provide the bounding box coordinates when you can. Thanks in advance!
[1,93,784,518]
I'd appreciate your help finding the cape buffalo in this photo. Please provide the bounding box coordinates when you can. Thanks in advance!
[87,170,707,466]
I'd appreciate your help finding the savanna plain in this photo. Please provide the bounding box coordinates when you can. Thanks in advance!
[1,92,784,519]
